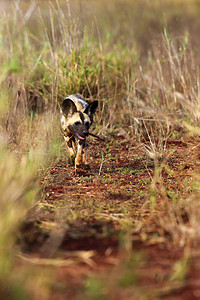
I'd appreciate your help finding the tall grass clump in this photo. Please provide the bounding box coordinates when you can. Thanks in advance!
[0,149,36,299]
[0,79,56,298]
[0,4,64,298]
[3,0,200,139]
[1,0,139,133]
[126,30,200,156]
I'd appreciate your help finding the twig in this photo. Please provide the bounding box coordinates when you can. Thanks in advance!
[89,132,105,142]
[18,250,96,267]
[98,153,110,175]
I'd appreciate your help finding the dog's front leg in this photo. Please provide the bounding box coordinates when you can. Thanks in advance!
[75,141,83,168]
[64,135,76,164]
[75,140,89,169]
[82,143,90,169]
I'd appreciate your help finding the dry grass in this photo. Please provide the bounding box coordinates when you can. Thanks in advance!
[1,0,200,298]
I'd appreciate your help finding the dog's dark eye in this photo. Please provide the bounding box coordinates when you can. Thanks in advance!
[75,121,80,126]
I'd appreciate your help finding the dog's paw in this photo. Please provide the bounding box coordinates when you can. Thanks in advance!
[75,164,82,169]
[75,164,90,171]
[83,164,90,170]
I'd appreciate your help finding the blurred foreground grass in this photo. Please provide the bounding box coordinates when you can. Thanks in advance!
[1,0,200,298]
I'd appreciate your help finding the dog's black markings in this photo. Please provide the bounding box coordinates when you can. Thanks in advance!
[60,94,98,169]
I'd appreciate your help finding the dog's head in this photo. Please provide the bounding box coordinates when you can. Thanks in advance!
[61,98,98,141]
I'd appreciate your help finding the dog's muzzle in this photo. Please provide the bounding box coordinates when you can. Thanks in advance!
[76,131,88,140]
[68,124,89,141]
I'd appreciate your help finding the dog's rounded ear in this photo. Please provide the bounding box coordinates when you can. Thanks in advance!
[84,101,98,116]
[61,98,77,117]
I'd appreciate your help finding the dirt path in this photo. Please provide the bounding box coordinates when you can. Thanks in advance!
[19,135,200,299]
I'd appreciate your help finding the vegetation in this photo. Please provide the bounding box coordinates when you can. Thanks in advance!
[1,0,200,299]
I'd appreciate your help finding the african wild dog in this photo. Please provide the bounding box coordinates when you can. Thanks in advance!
[60,94,98,169]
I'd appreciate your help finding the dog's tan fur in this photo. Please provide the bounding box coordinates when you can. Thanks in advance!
[60,94,98,168]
